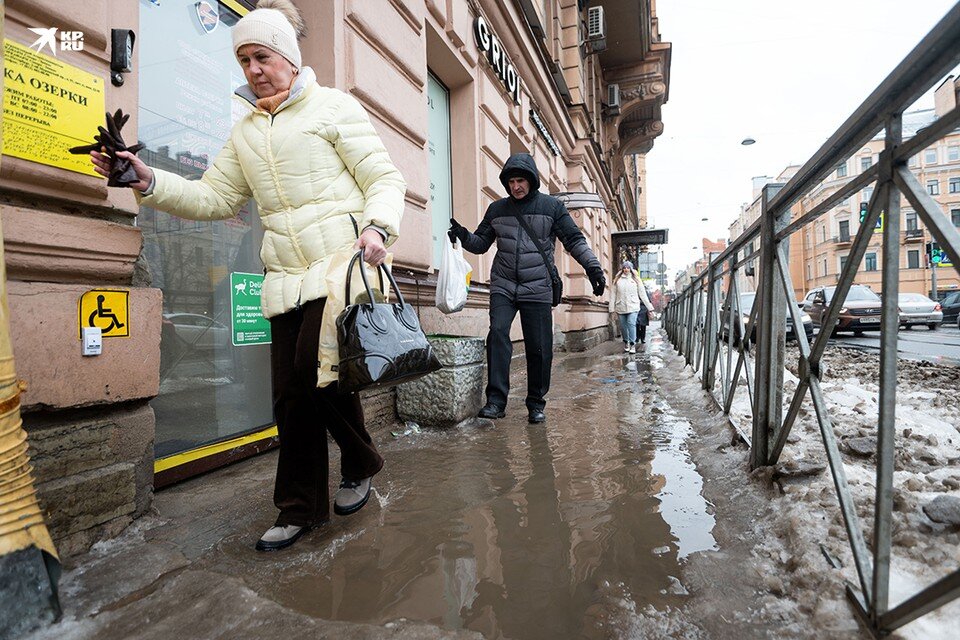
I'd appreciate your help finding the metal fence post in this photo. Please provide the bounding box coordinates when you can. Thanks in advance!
[703,259,718,391]
[752,183,787,469]
[872,113,903,619]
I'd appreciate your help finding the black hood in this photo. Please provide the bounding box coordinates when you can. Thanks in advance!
[499,153,541,195]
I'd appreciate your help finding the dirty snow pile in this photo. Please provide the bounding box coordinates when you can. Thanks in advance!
[720,344,960,638]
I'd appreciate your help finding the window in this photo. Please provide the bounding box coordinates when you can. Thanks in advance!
[905,210,918,231]
[927,179,940,195]
[949,146,960,162]
[925,148,938,164]
[952,209,960,227]
[822,258,828,276]
[865,252,878,271]
[820,225,827,244]
[860,156,872,172]
[838,220,850,241]
[836,162,848,178]
[863,185,874,203]
[427,73,453,268]
[909,155,919,168]
[908,250,920,269]
[950,177,960,194]
[137,0,274,460]
[839,255,848,273]
[806,263,812,280]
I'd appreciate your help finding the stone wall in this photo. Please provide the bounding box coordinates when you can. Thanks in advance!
[24,403,155,558]
[561,326,613,353]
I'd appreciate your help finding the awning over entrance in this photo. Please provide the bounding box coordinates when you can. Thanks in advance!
[612,228,669,246]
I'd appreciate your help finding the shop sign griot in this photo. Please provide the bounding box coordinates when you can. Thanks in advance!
[474,17,521,105]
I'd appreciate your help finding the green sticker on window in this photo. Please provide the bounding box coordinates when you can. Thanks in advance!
[231,272,271,346]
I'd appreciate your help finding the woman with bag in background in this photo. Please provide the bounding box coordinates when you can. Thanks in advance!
[88,0,406,551]
[635,280,655,345]
[609,261,652,354]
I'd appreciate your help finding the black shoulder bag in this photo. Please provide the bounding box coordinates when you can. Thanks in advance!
[335,249,441,393]
[510,204,563,307]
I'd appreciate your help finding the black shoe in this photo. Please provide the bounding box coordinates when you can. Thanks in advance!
[528,409,546,424]
[255,524,309,552]
[478,404,505,419]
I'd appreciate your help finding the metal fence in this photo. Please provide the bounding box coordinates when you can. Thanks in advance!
[663,5,960,637]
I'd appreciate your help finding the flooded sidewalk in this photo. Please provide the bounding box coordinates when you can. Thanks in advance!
[24,329,841,639]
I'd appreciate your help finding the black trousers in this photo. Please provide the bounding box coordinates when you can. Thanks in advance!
[486,294,553,412]
[270,298,383,527]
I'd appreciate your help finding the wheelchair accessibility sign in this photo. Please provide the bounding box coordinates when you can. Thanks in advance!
[78,289,129,338]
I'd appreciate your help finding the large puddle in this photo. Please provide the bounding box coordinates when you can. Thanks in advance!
[235,337,717,638]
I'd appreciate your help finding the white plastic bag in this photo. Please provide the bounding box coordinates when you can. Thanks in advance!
[435,239,472,314]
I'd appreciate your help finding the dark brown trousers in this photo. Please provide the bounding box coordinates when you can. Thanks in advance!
[270,298,383,527]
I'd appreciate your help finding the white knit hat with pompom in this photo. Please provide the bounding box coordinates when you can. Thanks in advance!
[232,0,306,69]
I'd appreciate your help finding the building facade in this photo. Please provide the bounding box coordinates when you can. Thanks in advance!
[1,0,670,555]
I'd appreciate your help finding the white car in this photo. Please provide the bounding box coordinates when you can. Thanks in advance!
[897,293,943,330]
[163,313,229,349]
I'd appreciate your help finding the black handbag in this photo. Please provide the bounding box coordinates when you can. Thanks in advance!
[510,204,563,307]
[335,250,441,393]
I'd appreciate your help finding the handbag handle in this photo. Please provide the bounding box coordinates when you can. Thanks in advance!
[344,249,406,308]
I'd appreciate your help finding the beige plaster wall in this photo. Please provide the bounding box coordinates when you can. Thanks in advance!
[307,0,612,339]
[1,0,159,556]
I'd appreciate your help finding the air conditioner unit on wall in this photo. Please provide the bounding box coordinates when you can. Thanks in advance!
[586,6,607,52]
[607,83,621,115]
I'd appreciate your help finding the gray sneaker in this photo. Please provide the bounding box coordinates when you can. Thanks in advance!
[334,477,372,515]
[255,524,307,552]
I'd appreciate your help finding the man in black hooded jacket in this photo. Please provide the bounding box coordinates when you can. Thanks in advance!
[449,153,606,423]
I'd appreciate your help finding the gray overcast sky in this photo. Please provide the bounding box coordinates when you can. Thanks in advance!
[646,0,959,282]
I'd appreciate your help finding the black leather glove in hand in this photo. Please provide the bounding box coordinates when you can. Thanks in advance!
[588,268,606,296]
[69,109,144,187]
[448,218,468,244]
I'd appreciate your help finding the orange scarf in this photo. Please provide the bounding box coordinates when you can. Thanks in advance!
[255,89,290,114]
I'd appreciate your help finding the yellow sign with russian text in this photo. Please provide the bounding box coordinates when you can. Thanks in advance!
[2,39,104,176]
[78,290,130,338]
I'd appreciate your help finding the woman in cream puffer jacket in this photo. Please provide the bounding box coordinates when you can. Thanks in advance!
[90,0,404,552]
[136,65,405,318]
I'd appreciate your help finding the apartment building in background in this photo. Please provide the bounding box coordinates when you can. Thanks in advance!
[792,76,960,300]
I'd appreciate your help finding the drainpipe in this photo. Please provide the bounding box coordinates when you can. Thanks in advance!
[0,11,62,635]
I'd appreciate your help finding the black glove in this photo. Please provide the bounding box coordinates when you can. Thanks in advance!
[68,109,144,187]
[448,218,468,243]
[588,268,606,296]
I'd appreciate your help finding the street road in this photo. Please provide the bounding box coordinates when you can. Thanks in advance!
[827,324,960,365]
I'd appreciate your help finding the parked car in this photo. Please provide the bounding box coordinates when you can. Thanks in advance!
[939,290,960,327]
[803,285,882,335]
[163,313,229,350]
[897,293,942,330]
[719,292,814,343]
